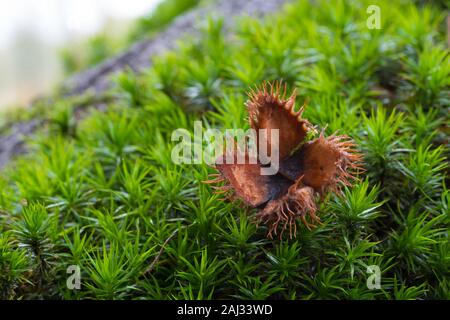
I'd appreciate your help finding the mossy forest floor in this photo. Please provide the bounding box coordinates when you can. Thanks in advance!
[0,0,449,299]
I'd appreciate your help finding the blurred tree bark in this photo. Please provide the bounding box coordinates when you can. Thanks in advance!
[0,0,289,168]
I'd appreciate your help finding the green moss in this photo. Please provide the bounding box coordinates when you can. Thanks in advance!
[0,0,448,300]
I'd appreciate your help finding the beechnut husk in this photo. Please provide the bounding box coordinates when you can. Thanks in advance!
[205,81,364,239]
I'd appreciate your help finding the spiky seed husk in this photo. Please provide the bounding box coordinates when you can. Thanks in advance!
[245,80,311,160]
[205,81,364,238]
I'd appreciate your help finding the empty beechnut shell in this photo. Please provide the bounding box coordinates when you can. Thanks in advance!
[204,81,364,239]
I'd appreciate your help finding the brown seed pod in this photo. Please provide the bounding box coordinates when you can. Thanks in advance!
[279,131,364,194]
[205,81,364,238]
[256,178,318,239]
[206,147,291,207]
[246,81,312,160]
